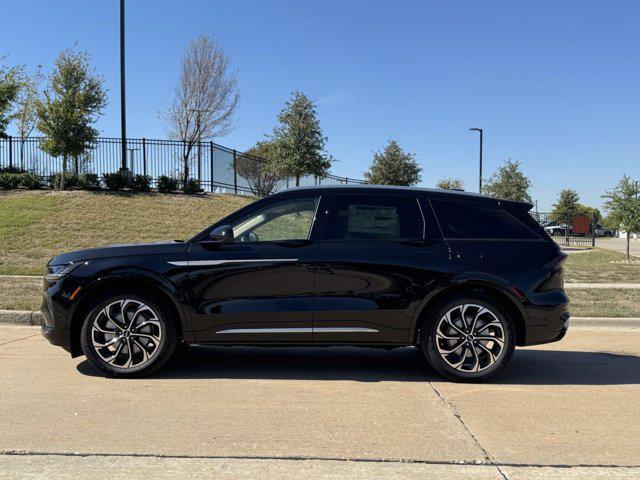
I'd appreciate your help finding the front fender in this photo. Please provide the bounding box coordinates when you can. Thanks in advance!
[67,266,191,356]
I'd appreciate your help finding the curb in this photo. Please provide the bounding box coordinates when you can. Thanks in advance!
[570,317,640,328]
[0,311,639,329]
[0,310,44,326]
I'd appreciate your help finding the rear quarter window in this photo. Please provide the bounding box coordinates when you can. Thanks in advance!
[431,199,542,240]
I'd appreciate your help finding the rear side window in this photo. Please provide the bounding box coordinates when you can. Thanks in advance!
[323,194,424,241]
[431,199,541,240]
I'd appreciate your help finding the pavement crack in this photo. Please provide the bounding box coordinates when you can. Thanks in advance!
[0,333,40,347]
[426,380,509,479]
[402,349,509,479]
[1,450,639,470]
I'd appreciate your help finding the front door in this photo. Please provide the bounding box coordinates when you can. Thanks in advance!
[188,194,321,343]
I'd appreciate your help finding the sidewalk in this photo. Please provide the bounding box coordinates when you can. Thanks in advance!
[564,283,640,289]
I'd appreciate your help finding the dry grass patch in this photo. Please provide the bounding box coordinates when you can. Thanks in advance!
[564,248,640,284]
[0,190,254,275]
[0,276,42,311]
[568,288,640,317]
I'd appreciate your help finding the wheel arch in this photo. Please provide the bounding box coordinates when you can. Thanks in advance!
[412,280,527,347]
[68,272,188,357]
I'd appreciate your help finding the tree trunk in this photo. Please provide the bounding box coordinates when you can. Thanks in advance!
[183,156,189,190]
[627,232,631,261]
[296,175,300,187]
[19,140,25,171]
[61,155,67,191]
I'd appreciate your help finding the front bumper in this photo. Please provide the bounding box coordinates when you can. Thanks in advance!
[40,280,73,354]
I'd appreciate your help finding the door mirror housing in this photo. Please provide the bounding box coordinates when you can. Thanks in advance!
[209,225,234,244]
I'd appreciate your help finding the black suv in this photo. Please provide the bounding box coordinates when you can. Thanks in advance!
[42,186,569,381]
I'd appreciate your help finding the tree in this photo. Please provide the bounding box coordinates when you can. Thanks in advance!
[15,66,43,169]
[236,140,283,196]
[0,58,23,139]
[270,91,332,185]
[364,140,422,186]
[602,175,640,260]
[36,50,106,190]
[164,35,239,189]
[576,204,602,223]
[552,189,580,220]
[436,177,464,190]
[484,159,531,202]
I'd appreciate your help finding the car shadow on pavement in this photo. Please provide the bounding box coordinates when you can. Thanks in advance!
[76,345,640,385]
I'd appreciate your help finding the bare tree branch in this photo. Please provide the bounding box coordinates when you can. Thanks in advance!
[163,35,240,187]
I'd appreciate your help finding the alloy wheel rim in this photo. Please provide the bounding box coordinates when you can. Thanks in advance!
[435,304,506,373]
[91,299,162,369]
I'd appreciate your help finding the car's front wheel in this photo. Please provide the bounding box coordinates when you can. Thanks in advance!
[80,292,178,377]
[421,294,515,382]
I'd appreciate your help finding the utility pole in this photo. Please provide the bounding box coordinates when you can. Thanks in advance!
[469,128,483,194]
[119,0,129,176]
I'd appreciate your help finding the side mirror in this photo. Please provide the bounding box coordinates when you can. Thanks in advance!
[209,225,234,244]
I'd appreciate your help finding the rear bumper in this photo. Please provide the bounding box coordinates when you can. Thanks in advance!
[523,310,570,346]
[522,289,570,346]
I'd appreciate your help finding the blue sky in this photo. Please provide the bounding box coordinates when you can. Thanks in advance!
[2,0,639,211]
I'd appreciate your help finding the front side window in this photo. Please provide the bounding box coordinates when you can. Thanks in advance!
[231,196,320,242]
[322,194,424,241]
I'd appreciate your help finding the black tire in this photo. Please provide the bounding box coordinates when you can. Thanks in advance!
[80,291,178,378]
[420,293,515,382]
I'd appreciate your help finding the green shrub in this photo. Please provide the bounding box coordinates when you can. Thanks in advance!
[0,173,21,190]
[183,178,201,194]
[157,175,178,193]
[103,172,129,191]
[18,172,43,190]
[78,173,101,190]
[49,173,80,190]
[130,174,151,192]
[0,166,26,174]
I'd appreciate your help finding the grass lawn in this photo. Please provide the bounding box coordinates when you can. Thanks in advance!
[563,249,640,283]
[1,191,639,317]
[0,190,254,275]
[0,276,41,311]
[1,276,639,318]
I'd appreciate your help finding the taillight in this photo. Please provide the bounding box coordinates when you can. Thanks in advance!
[538,253,566,291]
[542,253,568,269]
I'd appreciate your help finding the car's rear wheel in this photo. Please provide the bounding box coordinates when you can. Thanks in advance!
[421,294,515,382]
[80,292,178,377]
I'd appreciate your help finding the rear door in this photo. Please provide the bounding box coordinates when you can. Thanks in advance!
[313,191,450,344]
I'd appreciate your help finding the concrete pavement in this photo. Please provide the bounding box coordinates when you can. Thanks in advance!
[1,325,639,479]
[597,237,640,257]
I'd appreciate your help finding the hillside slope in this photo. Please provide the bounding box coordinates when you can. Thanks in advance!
[0,191,254,275]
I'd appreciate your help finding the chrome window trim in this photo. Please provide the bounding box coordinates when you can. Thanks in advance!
[168,259,299,267]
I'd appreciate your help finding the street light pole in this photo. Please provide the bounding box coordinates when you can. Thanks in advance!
[119,0,128,174]
[469,128,483,194]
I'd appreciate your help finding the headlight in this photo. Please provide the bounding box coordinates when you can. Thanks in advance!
[45,261,88,281]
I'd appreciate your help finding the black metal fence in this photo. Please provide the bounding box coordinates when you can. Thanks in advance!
[0,135,366,196]
[532,211,601,247]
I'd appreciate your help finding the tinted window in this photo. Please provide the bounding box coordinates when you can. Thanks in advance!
[231,196,319,242]
[323,194,424,241]
[432,199,540,240]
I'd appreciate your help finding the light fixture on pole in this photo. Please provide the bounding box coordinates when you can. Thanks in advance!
[119,0,129,176]
[469,128,483,194]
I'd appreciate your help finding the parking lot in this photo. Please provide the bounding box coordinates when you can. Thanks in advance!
[1,324,639,479]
